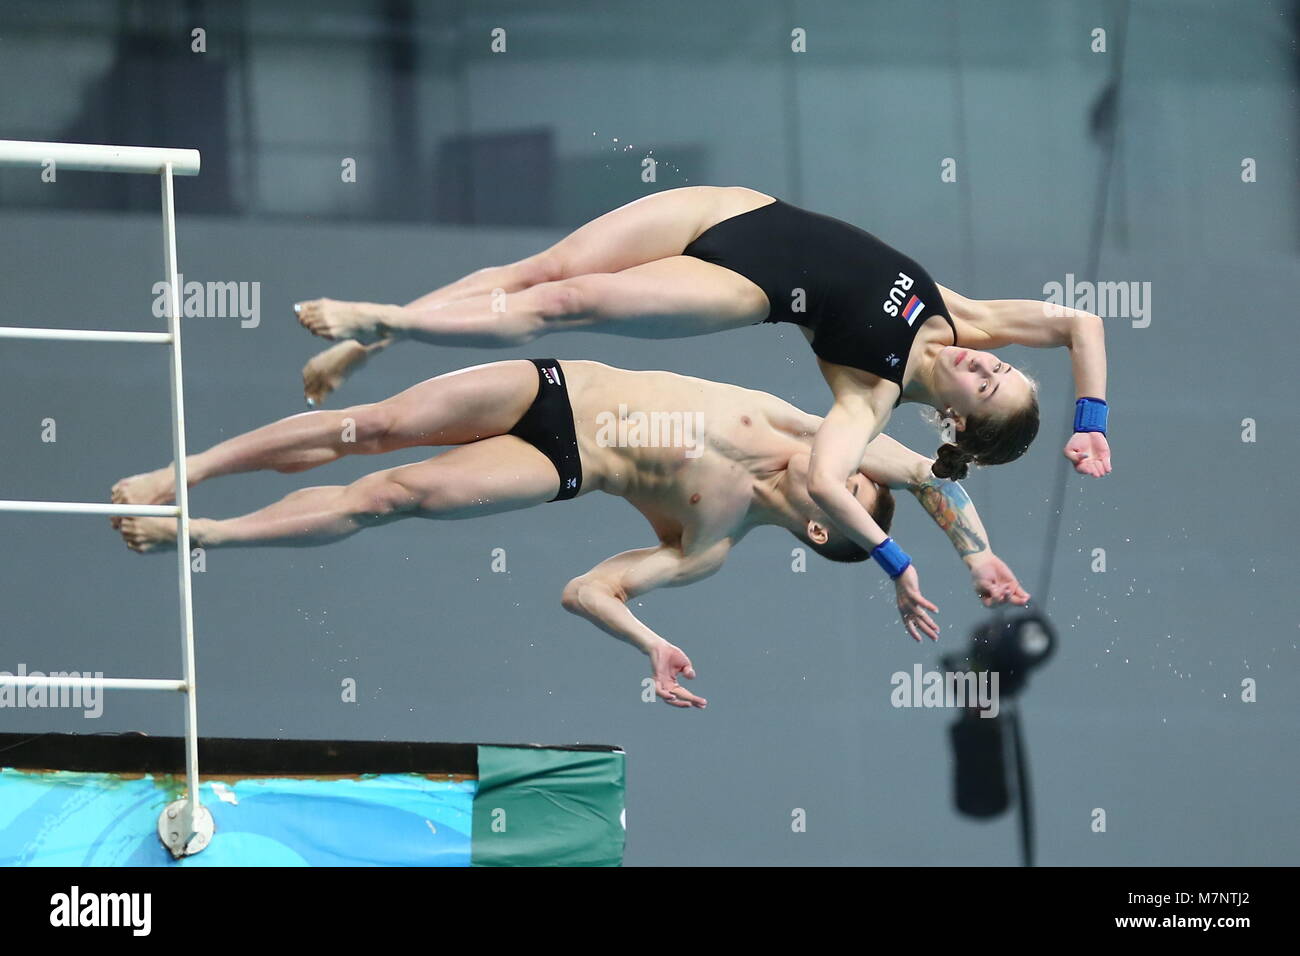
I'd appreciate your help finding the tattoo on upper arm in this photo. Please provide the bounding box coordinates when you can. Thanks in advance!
[913,479,987,557]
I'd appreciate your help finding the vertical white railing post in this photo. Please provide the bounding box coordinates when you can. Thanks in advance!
[160,162,204,849]
[0,140,211,857]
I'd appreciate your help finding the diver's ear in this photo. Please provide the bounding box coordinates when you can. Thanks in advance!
[944,406,968,433]
[806,519,830,545]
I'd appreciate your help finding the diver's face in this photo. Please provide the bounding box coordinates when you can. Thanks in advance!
[936,347,1033,423]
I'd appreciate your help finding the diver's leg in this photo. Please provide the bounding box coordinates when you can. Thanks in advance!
[118,436,561,552]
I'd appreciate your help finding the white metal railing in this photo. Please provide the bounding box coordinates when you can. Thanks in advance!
[0,328,172,344]
[0,501,180,516]
[0,140,200,176]
[9,676,187,692]
[0,140,211,858]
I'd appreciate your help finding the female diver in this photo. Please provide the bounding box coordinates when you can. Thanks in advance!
[293,186,1110,622]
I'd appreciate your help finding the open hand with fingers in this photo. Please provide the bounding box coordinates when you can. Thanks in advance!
[966,552,1031,607]
[894,565,940,642]
[649,642,707,709]
[1064,431,1111,477]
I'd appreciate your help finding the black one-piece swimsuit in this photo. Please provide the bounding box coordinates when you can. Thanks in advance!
[682,197,958,407]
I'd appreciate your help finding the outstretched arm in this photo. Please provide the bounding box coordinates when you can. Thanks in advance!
[857,433,1030,607]
[807,396,893,553]
[808,397,941,642]
[561,541,731,709]
[939,285,1111,477]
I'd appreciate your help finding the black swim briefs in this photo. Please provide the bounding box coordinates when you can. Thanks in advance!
[508,359,583,501]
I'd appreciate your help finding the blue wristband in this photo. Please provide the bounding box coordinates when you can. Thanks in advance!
[870,537,912,579]
[1074,397,1108,434]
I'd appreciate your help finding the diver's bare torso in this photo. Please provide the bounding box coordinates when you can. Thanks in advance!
[557,361,818,552]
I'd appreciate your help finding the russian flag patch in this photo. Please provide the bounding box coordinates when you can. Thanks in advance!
[902,295,925,326]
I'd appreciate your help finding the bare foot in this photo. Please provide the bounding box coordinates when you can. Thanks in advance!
[294,298,390,344]
[118,516,177,553]
[110,468,176,529]
[303,341,369,407]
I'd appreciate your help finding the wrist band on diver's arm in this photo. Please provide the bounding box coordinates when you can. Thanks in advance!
[1074,397,1108,434]
[870,537,912,579]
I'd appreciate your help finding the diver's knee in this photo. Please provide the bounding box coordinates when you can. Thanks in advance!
[523,249,566,286]
[345,475,415,523]
[530,279,589,322]
[345,403,398,448]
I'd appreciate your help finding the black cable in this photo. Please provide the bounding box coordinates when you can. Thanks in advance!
[780,0,804,204]
[1008,703,1035,866]
[1035,0,1131,608]
[949,0,976,290]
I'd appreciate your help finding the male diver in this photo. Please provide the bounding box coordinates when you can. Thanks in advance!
[113,358,1029,709]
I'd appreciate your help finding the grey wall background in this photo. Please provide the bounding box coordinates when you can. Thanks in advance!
[1,0,1297,866]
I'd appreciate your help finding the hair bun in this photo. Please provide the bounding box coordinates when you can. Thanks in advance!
[932,443,972,481]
